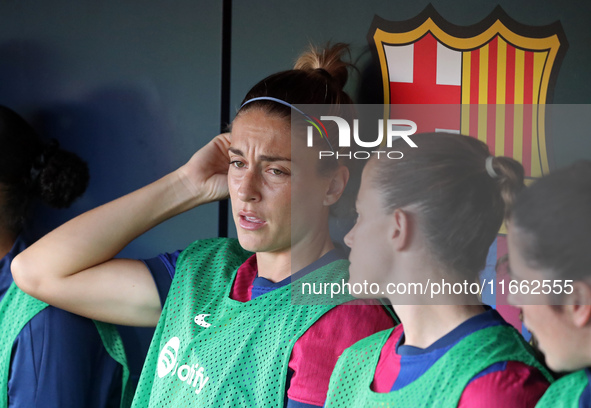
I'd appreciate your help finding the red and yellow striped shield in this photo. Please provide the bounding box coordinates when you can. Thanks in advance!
[368,6,567,330]
[369,5,567,179]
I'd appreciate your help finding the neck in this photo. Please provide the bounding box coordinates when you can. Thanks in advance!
[386,249,486,348]
[566,324,591,371]
[256,229,335,283]
[396,304,486,349]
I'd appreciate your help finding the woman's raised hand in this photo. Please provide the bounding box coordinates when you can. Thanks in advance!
[177,133,232,206]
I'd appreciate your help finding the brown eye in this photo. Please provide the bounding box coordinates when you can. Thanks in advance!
[231,160,245,169]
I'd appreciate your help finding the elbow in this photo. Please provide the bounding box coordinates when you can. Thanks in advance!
[11,253,43,297]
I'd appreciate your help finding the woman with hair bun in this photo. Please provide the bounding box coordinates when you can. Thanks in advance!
[325,133,553,407]
[507,160,591,407]
[13,44,394,407]
[0,105,131,407]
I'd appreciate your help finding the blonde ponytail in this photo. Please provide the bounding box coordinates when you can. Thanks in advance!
[294,43,352,91]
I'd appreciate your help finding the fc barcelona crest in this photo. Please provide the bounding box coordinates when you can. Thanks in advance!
[368,6,568,326]
[368,5,568,178]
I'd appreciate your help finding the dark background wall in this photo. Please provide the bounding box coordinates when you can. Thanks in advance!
[1,0,588,381]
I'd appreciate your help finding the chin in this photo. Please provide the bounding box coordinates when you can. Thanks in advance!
[347,271,362,286]
[545,357,567,374]
[347,263,372,285]
[236,233,272,253]
[346,277,373,299]
[237,236,264,253]
[546,354,584,374]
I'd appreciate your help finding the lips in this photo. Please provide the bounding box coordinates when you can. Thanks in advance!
[238,211,266,231]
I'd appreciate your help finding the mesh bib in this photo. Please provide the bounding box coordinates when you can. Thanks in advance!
[535,369,588,408]
[325,324,553,407]
[0,282,132,408]
[132,238,354,407]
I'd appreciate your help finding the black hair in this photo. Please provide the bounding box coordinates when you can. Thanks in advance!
[0,105,89,233]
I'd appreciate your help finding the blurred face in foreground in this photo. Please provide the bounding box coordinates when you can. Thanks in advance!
[508,224,590,372]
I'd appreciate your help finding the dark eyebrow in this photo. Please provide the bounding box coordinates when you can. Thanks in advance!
[228,147,243,156]
[259,155,291,163]
[228,147,290,163]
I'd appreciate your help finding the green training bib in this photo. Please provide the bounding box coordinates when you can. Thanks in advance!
[535,369,588,408]
[325,324,553,407]
[0,282,132,408]
[132,238,355,407]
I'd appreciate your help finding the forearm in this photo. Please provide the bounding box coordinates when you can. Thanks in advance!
[12,168,202,297]
[12,133,230,325]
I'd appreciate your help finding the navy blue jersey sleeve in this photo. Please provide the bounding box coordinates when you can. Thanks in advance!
[288,398,322,408]
[8,307,121,408]
[579,370,591,408]
[142,251,181,308]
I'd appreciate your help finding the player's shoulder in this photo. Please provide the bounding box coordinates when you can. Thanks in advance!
[459,360,550,408]
[307,299,396,347]
[330,298,396,326]
[27,305,99,336]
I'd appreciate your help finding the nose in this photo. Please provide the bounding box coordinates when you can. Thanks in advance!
[237,169,262,202]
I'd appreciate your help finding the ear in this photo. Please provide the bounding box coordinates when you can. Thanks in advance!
[567,281,591,329]
[391,208,412,251]
[323,165,350,206]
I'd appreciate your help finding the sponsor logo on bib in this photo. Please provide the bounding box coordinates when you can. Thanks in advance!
[157,337,179,378]
[157,337,210,395]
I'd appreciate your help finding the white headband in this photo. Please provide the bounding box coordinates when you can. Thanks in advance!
[239,96,335,153]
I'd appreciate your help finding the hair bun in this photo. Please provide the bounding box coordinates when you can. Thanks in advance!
[491,156,525,218]
[36,148,89,208]
[30,139,59,181]
[294,43,352,91]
